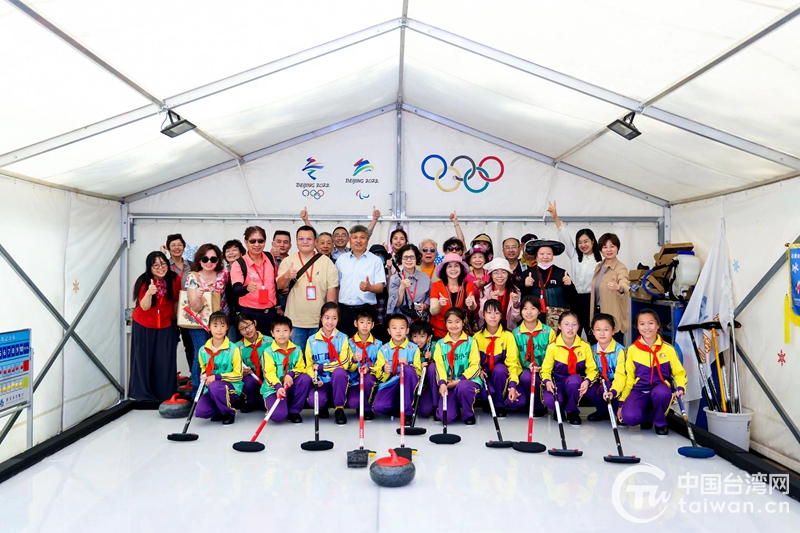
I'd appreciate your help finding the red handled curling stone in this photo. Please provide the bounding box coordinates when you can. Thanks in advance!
[370,449,416,488]
[177,372,190,386]
[159,394,191,419]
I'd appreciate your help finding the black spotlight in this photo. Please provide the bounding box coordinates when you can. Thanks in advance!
[607,112,641,140]
[160,110,196,138]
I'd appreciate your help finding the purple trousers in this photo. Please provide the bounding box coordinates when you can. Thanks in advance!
[263,373,313,422]
[436,379,480,423]
[416,365,439,417]
[584,377,619,414]
[195,381,238,418]
[542,374,584,415]
[241,374,265,411]
[308,367,349,409]
[373,365,419,417]
[505,369,544,412]
[621,383,673,428]
[345,373,377,413]
[477,364,510,407]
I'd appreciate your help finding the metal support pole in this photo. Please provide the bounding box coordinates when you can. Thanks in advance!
[120,204,130,400]
[735,234,800,317]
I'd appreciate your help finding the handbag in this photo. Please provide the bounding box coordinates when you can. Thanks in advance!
[177,290,221,329]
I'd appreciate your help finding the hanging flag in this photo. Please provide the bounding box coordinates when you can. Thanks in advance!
[785,244,800,343]
[676,220,734,402]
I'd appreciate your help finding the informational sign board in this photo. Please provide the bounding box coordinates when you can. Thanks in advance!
[0,329,31,414]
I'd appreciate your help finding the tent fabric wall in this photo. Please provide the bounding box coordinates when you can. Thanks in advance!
[0,178,122,463]
[672,176,800,472]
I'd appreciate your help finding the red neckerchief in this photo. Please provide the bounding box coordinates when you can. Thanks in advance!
[446,338,467,380]
[485,334,498,371]
[521,326,543,364]
[204,345,224,377]
[247,338,263,379]
[495,287,510,317]
[354,339,373,370]
[560,344,579,375]
[634,337,666,385]
[391,345,402,375]
[321,333,340,365]
[276,347,293,374]
[536,267,554,313]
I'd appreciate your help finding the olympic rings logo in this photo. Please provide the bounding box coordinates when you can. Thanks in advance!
[302,189,325,200]
[421,155,504,193]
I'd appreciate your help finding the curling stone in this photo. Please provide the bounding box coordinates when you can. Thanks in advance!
[369,449,415,488]
[159,394,191,419]
[177,372,190,386]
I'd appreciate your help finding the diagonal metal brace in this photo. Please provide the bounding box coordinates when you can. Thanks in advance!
[0,241,126,447]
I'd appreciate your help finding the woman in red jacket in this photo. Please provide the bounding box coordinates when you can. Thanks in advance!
[129,251,182,405]
[429,253,478,339]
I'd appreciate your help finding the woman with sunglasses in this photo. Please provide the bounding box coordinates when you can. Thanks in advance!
[185,243,229,394]
[130,251,181,405]
[230,226,279,337]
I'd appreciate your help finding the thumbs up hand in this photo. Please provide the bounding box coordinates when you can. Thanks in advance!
[360,276,372,292]
[147,280,158,295]
[300,206,309,224]
[525,271,534,287]
[607,275,621,292]
[562,272,572,286]
[372,206,381,221]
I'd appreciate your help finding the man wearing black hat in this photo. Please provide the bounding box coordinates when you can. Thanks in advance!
[335,225,387,336]
[524,239,577,329]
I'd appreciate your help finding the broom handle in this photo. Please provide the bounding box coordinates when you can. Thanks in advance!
[526,367,536,443]
[553,383,568,450]
[181,383,206,434]
[359,368,365,449]
[442,391,448,435]
[711,330,728,413]
[399,361,406,447]
[252,395,282,442]
[602,380,624,457]
[483,376,504,441]
[410,365,426,428]
[674,391,699,448]
[688,330,720,411]
[313,369,320,442]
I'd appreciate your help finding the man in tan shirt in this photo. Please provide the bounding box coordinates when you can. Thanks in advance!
[277,226,339,348]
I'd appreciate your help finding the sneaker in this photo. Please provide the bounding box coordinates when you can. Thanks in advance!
[464,416,477,426]
[533,408,548,419]
[319,408,329,419]
[567,412,582,427]
[587,410,610,422]
[334,408,347,425]
[641,422,653,430]
[287,413,303,424]
[495,407,508,418]
[222,413,235,425]
[364,411,375,421]
[210,414,223,422]
[655,425,669,437]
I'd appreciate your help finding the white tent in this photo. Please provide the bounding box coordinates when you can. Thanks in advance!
[1,0,799,472]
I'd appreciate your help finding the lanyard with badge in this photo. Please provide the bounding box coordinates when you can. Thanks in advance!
[252,255,270,305]
[297,253,316,300]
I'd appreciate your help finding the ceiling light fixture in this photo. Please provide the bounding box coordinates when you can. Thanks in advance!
[607,112,641,140]
[160,110,196,138]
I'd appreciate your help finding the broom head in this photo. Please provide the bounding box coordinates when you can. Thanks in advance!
[678,446,715,459]
[232,441,266,453]
[167,433,199,442]
[512,441,546,453]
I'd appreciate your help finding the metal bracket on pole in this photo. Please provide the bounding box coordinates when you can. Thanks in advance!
[0,242,127,447]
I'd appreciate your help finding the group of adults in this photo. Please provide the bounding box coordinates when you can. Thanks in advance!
[127,203,632,404]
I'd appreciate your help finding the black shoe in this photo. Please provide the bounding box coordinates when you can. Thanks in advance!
[464,416,477,426]
[533,408,548,419]
[617,419,627,427]
[495,407,508,418]
[222,413,235,425]
[655,425,669,437]
[567,412,582,427]
[364,411,374,421]
[481,403,492,414]
[287,413,303,424]
[587,410,610,422]
[335,408,347,425]
[240,405,255,414]
[210,414,223,422]
[641,422,653,430]
[319,408,329,419]
[434,414,442,423]
[232,397,245,410]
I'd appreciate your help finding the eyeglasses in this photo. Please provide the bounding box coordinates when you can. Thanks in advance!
[248,239,265,244]
[446,245,462,252]
[421,248,436,253]
[152,262,168,268]
[503,245,519,250]
[200,256,218,264]
[239,322,255,331]
[402,255,416,261]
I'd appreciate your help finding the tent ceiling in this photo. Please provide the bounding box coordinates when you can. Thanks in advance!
[1,0,798,204]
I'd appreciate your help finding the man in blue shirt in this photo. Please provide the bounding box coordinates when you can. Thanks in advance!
[336,225,387,336]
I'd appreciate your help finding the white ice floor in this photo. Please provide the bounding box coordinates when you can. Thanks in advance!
[1,407,797,533]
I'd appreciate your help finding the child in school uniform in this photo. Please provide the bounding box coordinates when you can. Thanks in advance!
[236,313,273,413]
[259,316,312,423]
[410,321,438,418]
[584,313,627,423]
[540,311,597,427]
[373,314,422,419]
[619,309,686,436]
[195,311,243,425]
[346,310,385,420]
[304,302,354,425]
[433,308,482,425]
[472,299,521,417]
[507,296,555,417]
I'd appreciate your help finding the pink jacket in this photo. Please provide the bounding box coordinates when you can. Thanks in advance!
[478,283,521,330]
